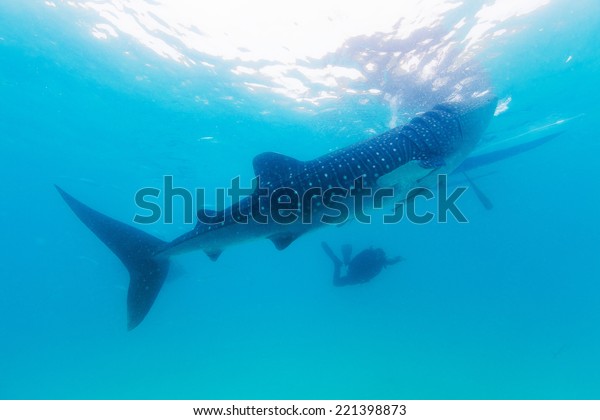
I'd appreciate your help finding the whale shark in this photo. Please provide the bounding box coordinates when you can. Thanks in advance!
[56,93,498,329]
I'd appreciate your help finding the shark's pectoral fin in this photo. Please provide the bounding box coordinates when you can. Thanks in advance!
[418,155,446,169]
[205,249,223,261]
[268,232,301,250]
[377,161,432,189]
[253,152,304,185]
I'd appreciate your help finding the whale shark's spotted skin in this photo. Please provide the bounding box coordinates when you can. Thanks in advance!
[56,94,498,329]
[247,104,460,194]
[175,97,496,247]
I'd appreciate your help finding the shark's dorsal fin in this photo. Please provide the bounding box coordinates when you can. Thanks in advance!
[253,152,303,185]
[268,232,301,251]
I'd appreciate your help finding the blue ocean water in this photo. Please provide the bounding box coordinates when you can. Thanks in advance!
[1,0,599,399]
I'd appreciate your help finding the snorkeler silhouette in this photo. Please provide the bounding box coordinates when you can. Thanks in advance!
[321,242,404,286]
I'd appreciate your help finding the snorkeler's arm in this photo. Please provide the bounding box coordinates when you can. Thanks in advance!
[385,255,405,266]
[341,244,352,265]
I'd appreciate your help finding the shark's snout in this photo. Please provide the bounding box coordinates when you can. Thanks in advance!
[455,93,498,145]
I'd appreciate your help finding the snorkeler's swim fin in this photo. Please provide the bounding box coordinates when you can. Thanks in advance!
[321,242,342,267]
[55,185,170,330]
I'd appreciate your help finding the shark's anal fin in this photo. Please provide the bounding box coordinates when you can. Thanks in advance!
[268,232,300,250]
[253,152,304,186]
[205,250,223,261]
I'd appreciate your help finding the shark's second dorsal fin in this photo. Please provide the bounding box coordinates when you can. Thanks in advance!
[205,249,222,261]
[252,152,304,186]
[197,209,224,261]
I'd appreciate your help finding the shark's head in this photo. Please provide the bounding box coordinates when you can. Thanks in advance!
[436,93,498,154]
[375,93,497,191]
[415,92,498,175]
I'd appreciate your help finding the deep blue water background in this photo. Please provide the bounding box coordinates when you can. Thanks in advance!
[1,1,600,399]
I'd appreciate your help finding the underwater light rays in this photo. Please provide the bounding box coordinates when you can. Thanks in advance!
[49,0,550,111]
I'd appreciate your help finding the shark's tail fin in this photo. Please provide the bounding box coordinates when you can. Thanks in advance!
[55,185,170,330]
